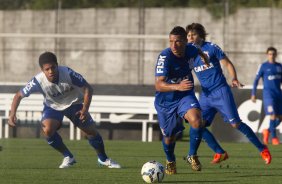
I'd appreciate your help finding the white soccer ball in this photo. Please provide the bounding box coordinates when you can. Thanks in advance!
[141,161,165,183]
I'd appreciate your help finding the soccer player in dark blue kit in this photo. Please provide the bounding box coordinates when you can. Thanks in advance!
[186,23,272,165]
[154,26,209,174]
[251,47,282,145]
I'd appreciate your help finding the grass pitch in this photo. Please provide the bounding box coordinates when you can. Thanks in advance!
[0,139,282,184]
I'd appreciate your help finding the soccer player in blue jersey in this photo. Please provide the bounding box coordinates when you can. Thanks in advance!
[155,26,209,173]
[251,47,282,145]
[8,52,121,169]
[186,23,272,164]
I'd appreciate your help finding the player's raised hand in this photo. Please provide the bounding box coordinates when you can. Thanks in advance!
[8,114,17,127]
[177,79,194,91]
[231,79,244,88]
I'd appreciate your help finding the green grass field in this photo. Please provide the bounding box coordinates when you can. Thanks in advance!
[0,139,282,184]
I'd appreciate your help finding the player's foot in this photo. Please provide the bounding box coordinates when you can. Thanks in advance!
[59,156,76,168]
[98,158,121,168]
[262,129,269,145]
[185,155,202,171]
[272,137,280,145]
[211,152,229,164]
[260,147,272,164]
[165,160,177,175]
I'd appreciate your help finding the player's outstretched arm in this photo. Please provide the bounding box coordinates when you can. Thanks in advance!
[155,76,193,92]
[221,57,244,88]
[8,91,24,127]
[76,81,93,122]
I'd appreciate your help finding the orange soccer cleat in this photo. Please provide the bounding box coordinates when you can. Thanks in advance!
[260,147,272,164]
[262,129,270,145]
[211,152,229,164]
[272,137,280,145]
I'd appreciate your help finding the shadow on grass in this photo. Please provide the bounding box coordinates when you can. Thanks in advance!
[162,179,235,183]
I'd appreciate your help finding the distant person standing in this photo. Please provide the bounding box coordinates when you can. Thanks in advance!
[251,47,282,145]
[186,22,272,165]
[8,52,121,169]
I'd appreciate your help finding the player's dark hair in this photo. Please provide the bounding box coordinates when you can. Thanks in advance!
[169,26,187,40]
[266,47,277,54]
[39,52,58,68]
[186,23,208,41]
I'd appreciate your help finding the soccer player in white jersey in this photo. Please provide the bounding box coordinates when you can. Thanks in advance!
[8,52,121,169]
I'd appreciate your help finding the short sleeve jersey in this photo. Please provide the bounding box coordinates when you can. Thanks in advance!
[192,42,228,94]
[154,44,199,106]
[252,61,282,98]
[20,66,86,110]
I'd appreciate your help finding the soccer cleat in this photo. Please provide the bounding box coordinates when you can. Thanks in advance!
[262,129,270,145]
[185,155,202,171]
[165,160,177,175]
[272,137,280,145]
[98,158,121,168]
[260,147,272,164]
[211,152,229,164]
[59,156,76,168]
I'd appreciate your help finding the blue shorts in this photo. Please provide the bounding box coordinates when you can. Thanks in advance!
[155,94,200,137]
[42,103,95,128]
[200,86,241,126]
[263,96,282,115]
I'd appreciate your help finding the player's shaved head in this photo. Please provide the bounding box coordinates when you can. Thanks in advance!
[169,26,187,41]
[186,23,208,41]
[39,52,58,68]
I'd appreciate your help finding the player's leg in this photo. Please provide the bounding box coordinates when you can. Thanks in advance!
[65,104,121,168]
[155,104,181,175]
[200,93,228,164]
[232,121,271,164]
[79,123,121,168]
[269,115,279,145]
[270,99,282,145]
[217,86,271,164]
[263,98,277,144]
[41,106,75,168]
[162,136,177,175]
[273,115,282,145]
[184,108,203,171]
[178,94,203,171]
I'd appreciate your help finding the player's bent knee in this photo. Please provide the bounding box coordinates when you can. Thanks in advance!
[184,115,202,128]
[164,136,175,144]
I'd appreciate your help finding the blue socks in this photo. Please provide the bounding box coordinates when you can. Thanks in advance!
[269,119,277,138]
[162,138,176,162]
[275,119,281,127]
[189,127,202,156]
[269,119,281,138]
[202,128,225,154]
[237,122,265,151]
[88,134,108,162]
[46,132,73,158]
